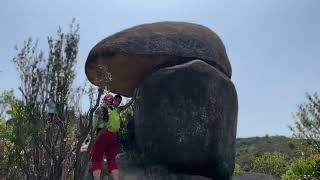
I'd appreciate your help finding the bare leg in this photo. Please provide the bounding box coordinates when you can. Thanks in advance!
[110,169,119,180]
[93,169,101,180]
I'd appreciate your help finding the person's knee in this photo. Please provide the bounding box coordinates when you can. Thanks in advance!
[110,169,119,180]
[107,158,118,172]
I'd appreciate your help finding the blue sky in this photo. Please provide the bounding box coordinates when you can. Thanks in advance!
[0,0,319,137]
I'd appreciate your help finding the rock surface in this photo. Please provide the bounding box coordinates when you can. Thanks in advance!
[85,21,231,97]
[86,155,278,180]
[134,60,238,179]
[85,22,238,179]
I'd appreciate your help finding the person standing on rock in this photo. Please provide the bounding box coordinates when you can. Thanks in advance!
[92,91,137,180]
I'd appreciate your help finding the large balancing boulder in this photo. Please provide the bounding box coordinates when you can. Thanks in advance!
[85,21,231,97]
[85,21,238,179]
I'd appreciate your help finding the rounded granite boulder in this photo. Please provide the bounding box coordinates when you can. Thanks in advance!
[134,60,238,179]
[85,21,231,97]
[85,21,238,179]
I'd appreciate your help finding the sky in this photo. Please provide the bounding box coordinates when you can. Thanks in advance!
[0,0,319,137]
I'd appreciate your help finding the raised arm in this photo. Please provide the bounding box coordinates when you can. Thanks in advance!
[118,88,138,112]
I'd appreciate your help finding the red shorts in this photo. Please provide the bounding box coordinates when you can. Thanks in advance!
[91,129,118,171]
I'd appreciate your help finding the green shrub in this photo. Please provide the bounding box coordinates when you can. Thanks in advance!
[233,163,243,175]
[251,151,289,178]
[282,155,320,180]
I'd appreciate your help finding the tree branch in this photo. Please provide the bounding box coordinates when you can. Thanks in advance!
[74,87,103,179]
[18,87,28,102]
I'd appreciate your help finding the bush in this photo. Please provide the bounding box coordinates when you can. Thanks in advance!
[290,92,320,153]
[251,151,289,178]
[118,107,135,152]
[282,155,320,180]
[233,163,243,175]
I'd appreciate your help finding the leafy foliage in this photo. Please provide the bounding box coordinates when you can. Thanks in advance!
[290,92,320,153]
[282,155,320,180]
[235,136,310,171]
[233,163,243,175]
[251,152,289,178]
[0,19,101,180]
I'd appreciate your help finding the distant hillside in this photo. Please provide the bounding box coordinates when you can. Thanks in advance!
[235,136,309,171]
